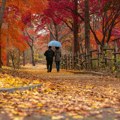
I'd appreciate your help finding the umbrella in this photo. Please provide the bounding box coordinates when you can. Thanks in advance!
[48,40,62,47]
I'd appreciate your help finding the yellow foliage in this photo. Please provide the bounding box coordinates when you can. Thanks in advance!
[0,66,120,119]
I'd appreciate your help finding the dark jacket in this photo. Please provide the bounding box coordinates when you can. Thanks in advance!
[44,49,54,61]
[55,49,61,62]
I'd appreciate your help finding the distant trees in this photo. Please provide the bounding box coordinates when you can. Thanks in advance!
[0,0,47,68]
[0,0,120,68]
[90,0,120,49]
[41,0,120,54]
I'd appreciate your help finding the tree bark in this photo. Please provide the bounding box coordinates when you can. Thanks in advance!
[25,29,35,66]
[71,0,79,68]
[54,22,59,41]
[84,0,90,54]
[30,46,35,66]
[17,49,21,68]
[6,24,10,66]
[73,0,79,56]
[0,0,6,68]
[49,23,55,41]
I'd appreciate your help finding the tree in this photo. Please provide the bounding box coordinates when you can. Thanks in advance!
[0,0,48,68]
[40,0,81,55]
[24,27,37,66]
[0,0,7,68]
[89,0,120,49]
[84,0,90,54]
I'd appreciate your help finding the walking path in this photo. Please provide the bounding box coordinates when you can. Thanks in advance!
[0,64,120,120]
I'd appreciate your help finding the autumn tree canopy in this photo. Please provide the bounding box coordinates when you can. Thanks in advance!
[0,0,120,67]
[0,0,48,67]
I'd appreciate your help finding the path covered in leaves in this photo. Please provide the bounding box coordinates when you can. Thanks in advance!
[0,64,120,120]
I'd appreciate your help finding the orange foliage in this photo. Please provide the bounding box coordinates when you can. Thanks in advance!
[5,0,48,14]
[0,0,48,64]
[90,31,101,49]
[90,29,116,49]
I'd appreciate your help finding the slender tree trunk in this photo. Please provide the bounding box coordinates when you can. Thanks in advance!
[84,0,90,54]
[24,29,36,66]
[10,54,15,69]
[73,19,79,55]
[50,32,54,41]
[72,0,79,68]
[54,23,59,41]
[0,28,2,68]
[17,49,21,68]
[6,41,10,66]
[0,0,6,68]
[30,46,35,66]
[50,23,54,41]
[84,0,90,69]
[6,24,10,66]
[73,0,79,56]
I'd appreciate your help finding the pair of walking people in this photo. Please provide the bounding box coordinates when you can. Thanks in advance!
[44,46,61,72]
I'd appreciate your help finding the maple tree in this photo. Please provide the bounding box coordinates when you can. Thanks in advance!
[0,0,48,68]
[0,0,119,67]
[39,0,81,55]
[24,26,40,66]
[89,0,120,49]
[40,0,120,55]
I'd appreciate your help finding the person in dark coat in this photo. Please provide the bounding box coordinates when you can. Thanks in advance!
[44,46,54,72]
[55,47,61,72]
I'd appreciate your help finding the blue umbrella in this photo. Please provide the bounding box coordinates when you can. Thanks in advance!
[48,40,62,47]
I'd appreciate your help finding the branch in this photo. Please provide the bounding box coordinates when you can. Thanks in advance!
[90,25,101,45]
[65,6,84,21]
[47,24,56,39]
[58,30,72,41]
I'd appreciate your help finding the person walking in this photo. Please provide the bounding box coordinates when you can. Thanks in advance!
[44,46,54,72]
[55,47,61,72]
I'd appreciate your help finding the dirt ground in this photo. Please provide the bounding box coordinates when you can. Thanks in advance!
[0,64,120,120]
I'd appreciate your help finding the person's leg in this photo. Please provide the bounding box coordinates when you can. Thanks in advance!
[58,61,60,72]
[56,61,59,72]
[47,60,51,72]
[47,60,49,72]
[49,61,53,72]
[55,62,58,71]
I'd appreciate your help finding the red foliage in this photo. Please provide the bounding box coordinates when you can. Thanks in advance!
[22,10,31,25]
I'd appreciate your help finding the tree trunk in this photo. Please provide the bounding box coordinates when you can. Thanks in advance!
[30,46,35,66]
[6,52,10,66]
[0,0,7,68]
[17,49,21,68]
[49,23,54,41]
[0,29,2,68]
[73,0,79,56]
[72,0,79,68]
[84,0,90,69]
[54,23,59,41]
[10,54,15,69]
[6,24,10,66]
[24,29,36,66]
[84,0,90,54]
